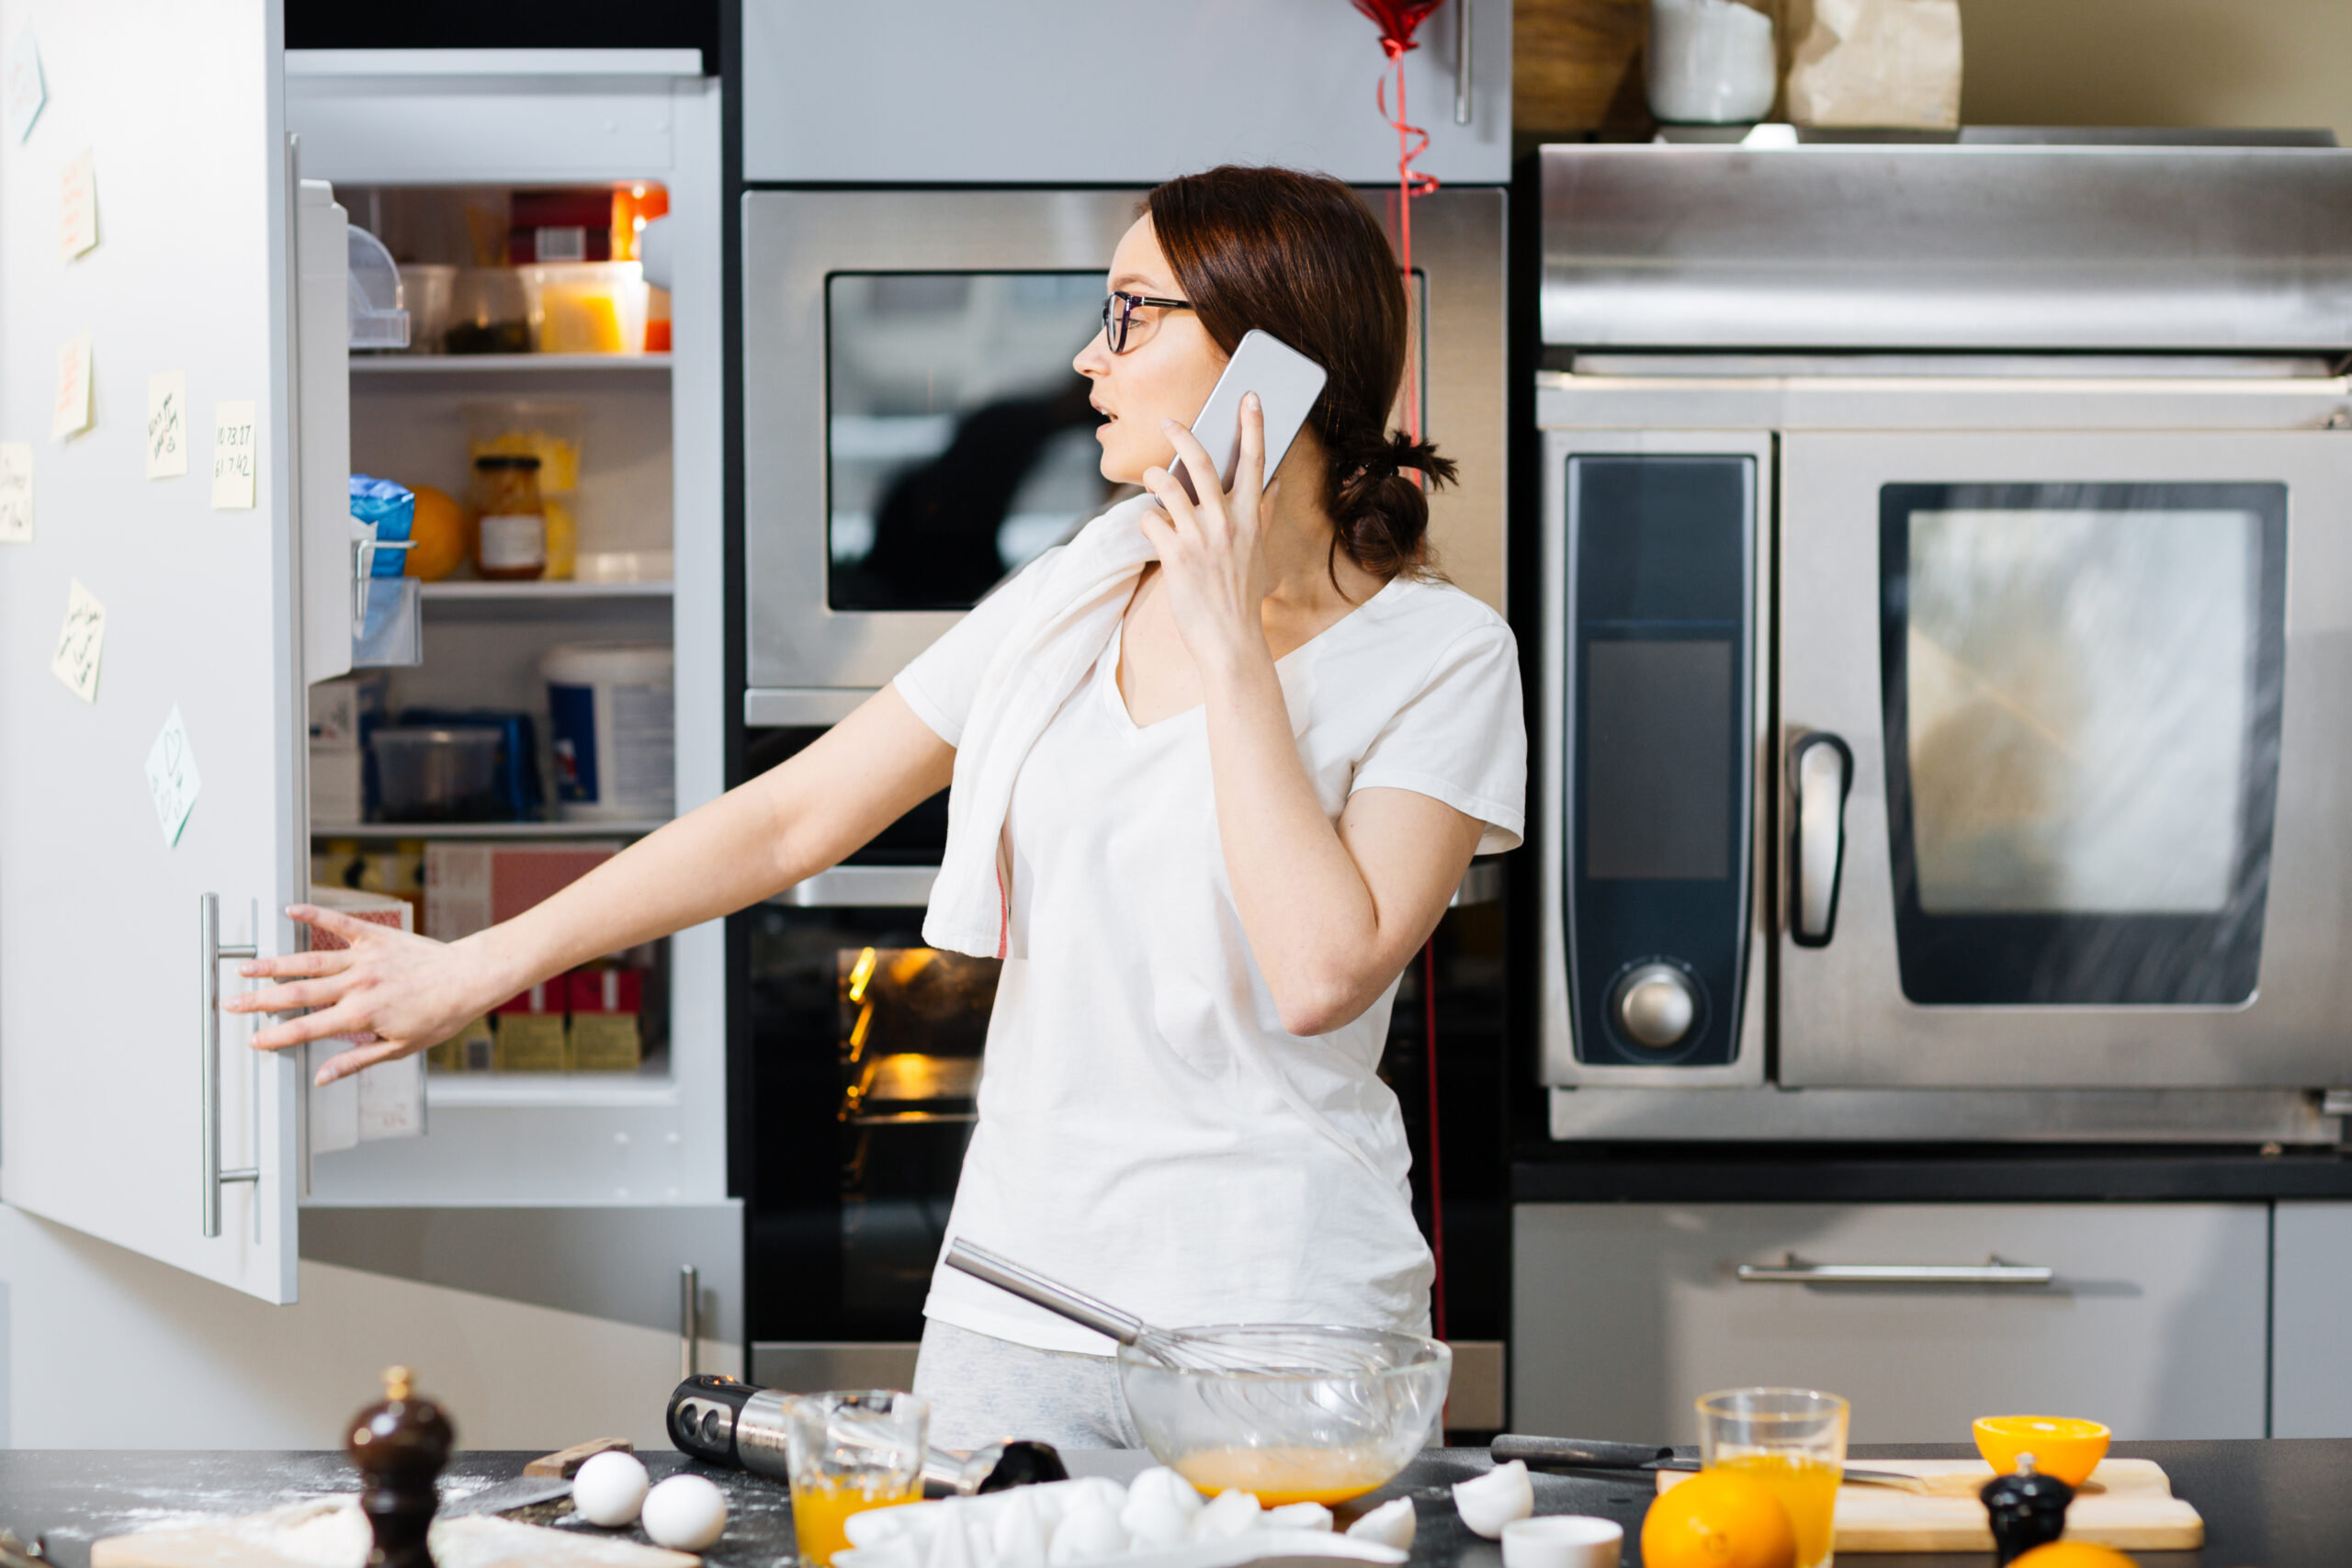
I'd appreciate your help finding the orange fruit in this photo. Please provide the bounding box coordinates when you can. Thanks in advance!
[1641,1468,1798,1568]
[2012,1544,2140,1568]
[404,484,469,581]
[1973,1416,2111,1487]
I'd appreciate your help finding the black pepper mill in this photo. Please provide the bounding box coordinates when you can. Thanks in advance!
[1980,1450,2075,1566]
[346,1365,454,1568]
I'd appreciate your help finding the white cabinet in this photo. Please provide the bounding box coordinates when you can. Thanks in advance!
[742,0,1510,186]
[0,33,731,1319]
[1513,1202,2270,1443]
[2271,1201,2352,1438]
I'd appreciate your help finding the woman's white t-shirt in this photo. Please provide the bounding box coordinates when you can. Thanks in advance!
[892,560,1526,1354]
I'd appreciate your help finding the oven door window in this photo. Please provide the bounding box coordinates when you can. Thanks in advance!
[827,272,1112,611]
[1880,483,2286,1005]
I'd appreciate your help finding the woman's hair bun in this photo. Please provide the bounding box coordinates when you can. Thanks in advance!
[1329,431,1458,580]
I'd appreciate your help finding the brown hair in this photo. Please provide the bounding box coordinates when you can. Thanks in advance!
[1146,165,1455,582]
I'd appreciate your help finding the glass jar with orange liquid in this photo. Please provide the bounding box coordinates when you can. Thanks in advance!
[1696,1387,1849,1568]
[786,1390,929,1566]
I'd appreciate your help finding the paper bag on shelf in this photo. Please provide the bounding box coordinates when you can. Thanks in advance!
[1784,0,1962,130]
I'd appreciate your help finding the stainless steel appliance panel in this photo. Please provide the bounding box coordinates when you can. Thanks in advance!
[1540,430,1771,1088]
[741,0,1509,186]
[1513,1201,2269,1444]
[743,186,1508,710]
[1778,429,2352,1088]
[1538,145,2352,352]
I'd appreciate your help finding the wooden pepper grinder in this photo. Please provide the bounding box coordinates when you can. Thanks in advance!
[346,1364,455,1568]
[1979,1450,2075,1566]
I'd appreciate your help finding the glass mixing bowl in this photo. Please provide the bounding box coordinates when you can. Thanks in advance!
[1116,1326,1451,1507]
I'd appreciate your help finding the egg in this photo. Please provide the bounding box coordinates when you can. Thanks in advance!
[1265,1502,1333,1532]
[570,1450,650,1528]
[994,1491,1053,1564]
[1046,1496,1126,1565]
[1346,1497,1418,1551]
[1189,1490,1263,1541]
[1451,1460,1534,1540]
[640,1473,728,1551]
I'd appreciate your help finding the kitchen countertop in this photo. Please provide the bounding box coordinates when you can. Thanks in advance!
[4,1440,2345,1567]
[1512,1145,2352,1204]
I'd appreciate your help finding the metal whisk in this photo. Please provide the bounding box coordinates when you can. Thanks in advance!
[944,1239,1394,1376]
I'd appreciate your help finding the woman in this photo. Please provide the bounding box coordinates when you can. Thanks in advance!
[232,165,1525,1449]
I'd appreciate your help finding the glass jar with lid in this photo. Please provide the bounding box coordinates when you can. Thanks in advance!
[472,454,547,581]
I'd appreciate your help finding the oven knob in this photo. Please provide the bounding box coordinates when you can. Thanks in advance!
[1614,964,1696,1049]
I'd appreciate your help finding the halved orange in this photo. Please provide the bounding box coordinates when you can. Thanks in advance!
[2012,1544,2139,1568]
[1973,1415,2111,1487]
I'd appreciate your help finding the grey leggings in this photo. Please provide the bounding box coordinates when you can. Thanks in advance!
[912,1317,1145,1451]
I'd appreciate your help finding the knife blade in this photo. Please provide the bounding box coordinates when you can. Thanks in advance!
[1489,1434,1928,1494]
[441,1475,575,1518]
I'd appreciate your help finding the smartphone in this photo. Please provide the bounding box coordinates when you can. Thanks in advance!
[1173,328,1329,504]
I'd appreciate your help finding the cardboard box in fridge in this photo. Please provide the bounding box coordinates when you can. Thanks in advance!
[302,885,424,1171]
[423,840,622,942]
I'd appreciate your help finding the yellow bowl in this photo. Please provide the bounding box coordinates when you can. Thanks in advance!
[1973,1416,2111,1486]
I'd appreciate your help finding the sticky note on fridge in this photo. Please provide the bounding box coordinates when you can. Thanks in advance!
[210,400,255,508]
[145,705,202,847]
[51,576,104,703]
[52,333,90,440]
[60,148,96,260]
[0,443,30,543]
[4,22,42,144]
[146,371,187,478]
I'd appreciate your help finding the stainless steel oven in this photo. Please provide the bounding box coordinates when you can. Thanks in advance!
[1532,141,2352,1144]
[739,186,1506,724]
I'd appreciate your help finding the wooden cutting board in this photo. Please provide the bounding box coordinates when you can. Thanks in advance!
[92,1498,699,1568]
[1658,1458,2205,1553]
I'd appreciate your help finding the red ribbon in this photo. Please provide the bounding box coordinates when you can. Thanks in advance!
[1351,0,1444,445]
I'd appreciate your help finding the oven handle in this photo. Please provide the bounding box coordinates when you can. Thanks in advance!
[1736,1254,2054,1287]
[1789,732,1853,947]
[771,865,940,908]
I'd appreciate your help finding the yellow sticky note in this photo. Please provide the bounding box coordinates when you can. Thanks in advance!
[60,148,96,259]
[0,443,29,543]
[146,371,187,479]
[51,576,104,704]
[51,333,90,440]
[209,400,255,509]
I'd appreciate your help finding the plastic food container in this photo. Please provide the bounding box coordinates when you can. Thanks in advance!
[399,264,458,356]
[521,261,650,355]
[543,644,674,820]
[443,268,533,355]
[347,225,411,351]
[370,727,506,822]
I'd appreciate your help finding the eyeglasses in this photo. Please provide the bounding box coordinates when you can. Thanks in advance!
[1102,290,1193,355]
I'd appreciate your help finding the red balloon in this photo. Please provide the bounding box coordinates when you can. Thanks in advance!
[1351,0,1445,53]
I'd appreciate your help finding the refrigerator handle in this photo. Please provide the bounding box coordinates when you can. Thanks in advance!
[1454,0,1474,126]
[199,893,261,1238]
[1789,733,1854,948]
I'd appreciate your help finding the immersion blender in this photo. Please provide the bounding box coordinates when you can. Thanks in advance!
[666,1374,1069,1497]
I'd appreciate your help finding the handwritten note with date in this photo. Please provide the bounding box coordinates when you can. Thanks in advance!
[52,333,90,440]
[145,705,203,847]
[0,443,29,544]
[51,577,104,703]
[147,371,187,478]
[210,400,254,508]
[60,148,96,260]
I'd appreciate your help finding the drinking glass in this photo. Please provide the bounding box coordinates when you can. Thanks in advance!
[786,1390,930,1566]
[1696,1387,1849,1568]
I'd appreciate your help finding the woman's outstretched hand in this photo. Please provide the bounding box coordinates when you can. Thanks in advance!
[1137,392,1273,674]
[225,903,504,1086]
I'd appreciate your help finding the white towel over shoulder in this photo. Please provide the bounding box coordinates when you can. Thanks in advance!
[922,495,1159,959]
